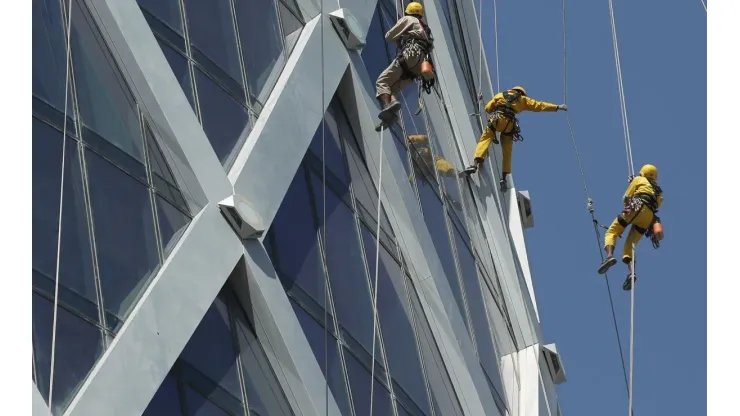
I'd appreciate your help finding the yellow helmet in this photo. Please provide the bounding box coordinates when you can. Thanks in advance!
[639,164,658,181]
[405,2,424,17]
[512,86,528,96]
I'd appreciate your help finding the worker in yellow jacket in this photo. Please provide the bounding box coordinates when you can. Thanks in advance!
[376,2,434,124]
[461,86,566,191]
[598,164,664,291]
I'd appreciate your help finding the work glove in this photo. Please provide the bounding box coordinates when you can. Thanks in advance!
[557,104,568,111]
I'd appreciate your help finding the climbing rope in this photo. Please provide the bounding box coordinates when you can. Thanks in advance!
[560,0,632,401]
[319,0,330,414]
[48,0,75,413]
[700,0,707,12]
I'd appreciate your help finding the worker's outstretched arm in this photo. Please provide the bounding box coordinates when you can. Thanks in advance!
[385,16,414,42]
[520,96,559,112]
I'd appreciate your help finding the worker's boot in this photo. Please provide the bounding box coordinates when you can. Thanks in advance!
[598,245,617,274]
[499,172,510,192]
[461,158,483,177]
[378,94,401,122]
[622,273,637,291]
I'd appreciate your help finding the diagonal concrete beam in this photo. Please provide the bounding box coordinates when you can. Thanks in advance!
[32,382,49,416]
[85,0,234,210]
[64,205,245,416]
[228,14,349,228]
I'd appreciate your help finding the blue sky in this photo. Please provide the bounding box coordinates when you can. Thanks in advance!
[475,0,706,414]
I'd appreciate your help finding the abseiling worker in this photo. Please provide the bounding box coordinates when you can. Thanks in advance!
[376,2,434,124]
[461,86,566,191]
[598,164,664,291]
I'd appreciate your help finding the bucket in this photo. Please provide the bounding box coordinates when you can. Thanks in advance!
[420,60,434,81]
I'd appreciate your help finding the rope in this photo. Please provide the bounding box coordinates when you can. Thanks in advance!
[700,0,707,12]
[48,0,75,412]
[319,0,329,414]
[607,0,635,177]
[561,0,631,399]
[629,244,636,416]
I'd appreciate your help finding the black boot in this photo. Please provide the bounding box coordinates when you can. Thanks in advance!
[378,94,401,122]
[623,273,637,291]
[598,257,618,274]
[460,164,478,177]
[499,179,508,192]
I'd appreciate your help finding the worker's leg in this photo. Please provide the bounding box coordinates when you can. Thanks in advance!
[461,126,496,176]
[376,61,403,119]
[621,207,654,267]
[598,215,628,274]
[499,133,514,191]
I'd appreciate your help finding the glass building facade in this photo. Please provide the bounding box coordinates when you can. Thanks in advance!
[32,0,564,415]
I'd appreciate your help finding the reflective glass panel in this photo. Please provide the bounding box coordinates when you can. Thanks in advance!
[308,110,349,185]
[137,0,183,34]
[278,1,303,54]
[360,228,432,414]
[185,387,230,416]
[32,0,71,112]
[309,176,374,352]
[234,0,284,101]
[195,69,251,166]
[71,0,144,162]
[268,165,325,306]
[184,0,242,84]
[157,39,196,111]
[291,301,352,415]
[33,293,104,414]
[344,349,394,416]
[143,373,183,416]
[33,120,96,304]
[180,297,243,401]
[156,196,191,256]
[86,150,160,318]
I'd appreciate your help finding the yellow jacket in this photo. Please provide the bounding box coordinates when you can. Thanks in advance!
[623,176,663,208]
[484,90,559,114]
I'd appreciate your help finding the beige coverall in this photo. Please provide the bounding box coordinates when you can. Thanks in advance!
[375,16,431,98]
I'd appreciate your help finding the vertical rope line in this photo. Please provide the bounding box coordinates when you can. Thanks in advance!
[319,0,329,414]
[629,245,636,416]
[369,126,385,416]
[607,0,635,176]
[48,0,75,412]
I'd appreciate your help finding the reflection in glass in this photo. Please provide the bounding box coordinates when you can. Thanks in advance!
[310,179,375,352]
[181,297,243,401]
[71,0,144,162]
[143,374,183,415]
[185,387,230,416]
[234,0,284,100]
[361,228,432,415]
[184,0,242,84]
[291,301,352,415]
[268,165,325,307]
[33,293,104,414]
[32,0,69,112]
[137,0,183,34]
[33,120,96,304]
[157,40,196,111]
[195,69,251,166]
[156,196,191,256]
[86,150,160,318]
[344,350,394,416]
[278,1,303,54]
[308,113,349,185]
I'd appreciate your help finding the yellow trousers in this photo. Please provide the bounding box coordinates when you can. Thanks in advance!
[604,205,655,263]
[473,115,516,174]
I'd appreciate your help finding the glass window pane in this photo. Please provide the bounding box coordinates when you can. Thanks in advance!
[343,349,394,416]
[157,39,196,111]
[181,297,243,402]
[32,0,72,113]
[361,7,392,88]
[310,178,375,352]
[360,228,432,415]
[86,151,160,318]
[290,301,352,415]
[195,69,251,166]
[137,0,183,34]
[234,0,285,100]
[267,166,325,307]
[33,120,97,304]
[33,293,104,414]
[71,0,144,162]
[453,231,507,401]
[185,387,230,416]
[308,111,349,185]
[417,185,467,326]
[156,196,191,256]
[143,373,183,416]
[184,0,242,84]
[278,1,303,54]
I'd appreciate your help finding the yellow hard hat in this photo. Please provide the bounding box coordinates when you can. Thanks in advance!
[639,164,658,181]
[512,86,528,96]
[405,2,424,16]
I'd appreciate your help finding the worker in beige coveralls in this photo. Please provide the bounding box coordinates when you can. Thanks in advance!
[376,2,434,124]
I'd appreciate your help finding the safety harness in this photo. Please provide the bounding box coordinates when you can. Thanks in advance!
[490,90,524,141]
[397,16,435,94]
[619,177,663,248]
